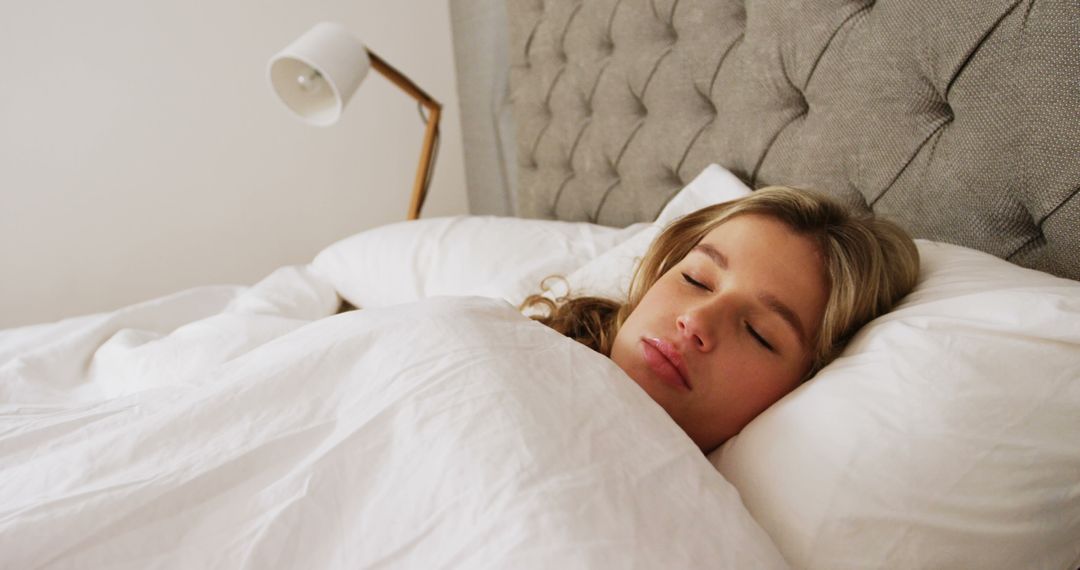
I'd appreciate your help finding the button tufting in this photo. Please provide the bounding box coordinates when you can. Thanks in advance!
[502,0,1080,278]
[702,92,718,115]
[941,101,955,121]
[630,91,647,117]
[791,88,809,116]
[605,157,619,177]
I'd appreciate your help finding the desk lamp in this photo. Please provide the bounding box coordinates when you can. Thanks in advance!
[268,22,441,220]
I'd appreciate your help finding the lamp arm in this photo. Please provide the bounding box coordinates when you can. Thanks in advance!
[408,104,440,220]
[367,50,439,107]
[366,49,442,220]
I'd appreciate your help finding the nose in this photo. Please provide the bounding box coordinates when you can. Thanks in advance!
[676,308,716,352]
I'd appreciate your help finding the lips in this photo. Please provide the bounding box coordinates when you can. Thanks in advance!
[641,337,692,391]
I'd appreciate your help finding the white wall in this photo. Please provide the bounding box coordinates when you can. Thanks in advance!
[0,0,469,328]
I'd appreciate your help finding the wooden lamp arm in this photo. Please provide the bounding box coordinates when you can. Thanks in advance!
[367,49,442,220]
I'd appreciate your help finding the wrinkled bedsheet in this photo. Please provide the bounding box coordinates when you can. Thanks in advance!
[0,267,786,568]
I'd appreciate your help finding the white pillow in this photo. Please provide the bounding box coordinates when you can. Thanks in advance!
[311,163,750,309]
[545,164,752,300]
[711,240,1080,570]
[310,216,637,309]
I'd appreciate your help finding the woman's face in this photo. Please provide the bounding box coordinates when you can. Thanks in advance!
[611,214,829,452]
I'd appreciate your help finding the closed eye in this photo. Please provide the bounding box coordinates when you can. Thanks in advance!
[745,322,775,352]
[681,272,710,291]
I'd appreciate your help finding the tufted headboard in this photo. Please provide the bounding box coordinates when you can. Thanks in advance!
[450,0,1080,280]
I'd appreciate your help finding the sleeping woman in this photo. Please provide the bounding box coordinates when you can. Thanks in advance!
[522,186,920,453]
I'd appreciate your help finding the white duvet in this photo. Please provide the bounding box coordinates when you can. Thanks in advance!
[0,267,786,569]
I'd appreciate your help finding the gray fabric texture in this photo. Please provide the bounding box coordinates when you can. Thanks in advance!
[505,0,1080,280]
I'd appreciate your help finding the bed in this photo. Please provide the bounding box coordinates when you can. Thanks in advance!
[2,0,1079,568]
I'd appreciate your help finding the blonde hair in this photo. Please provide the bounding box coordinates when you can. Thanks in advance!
[522,186,920,377]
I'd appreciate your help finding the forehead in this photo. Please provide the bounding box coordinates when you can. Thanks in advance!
[694,214,829,326]
[698,214,819,257]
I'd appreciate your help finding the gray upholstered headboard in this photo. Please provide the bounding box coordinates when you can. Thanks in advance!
[451,0,1080,281]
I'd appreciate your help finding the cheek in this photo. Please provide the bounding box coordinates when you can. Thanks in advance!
[740,368,800,413]
[615,289,665,342]
[706,360,799,419]
[610,315,641,372]
[625,280,679,325]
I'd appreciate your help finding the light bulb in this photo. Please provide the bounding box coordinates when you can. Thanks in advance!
[297,70,323,93]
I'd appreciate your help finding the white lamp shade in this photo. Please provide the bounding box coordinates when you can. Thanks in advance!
[268,22,371,126]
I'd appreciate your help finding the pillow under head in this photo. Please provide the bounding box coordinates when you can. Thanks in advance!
[712,240,1080,569]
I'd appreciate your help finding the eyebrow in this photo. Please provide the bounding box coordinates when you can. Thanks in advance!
[691,243,808,347]
[692,243,728,269]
